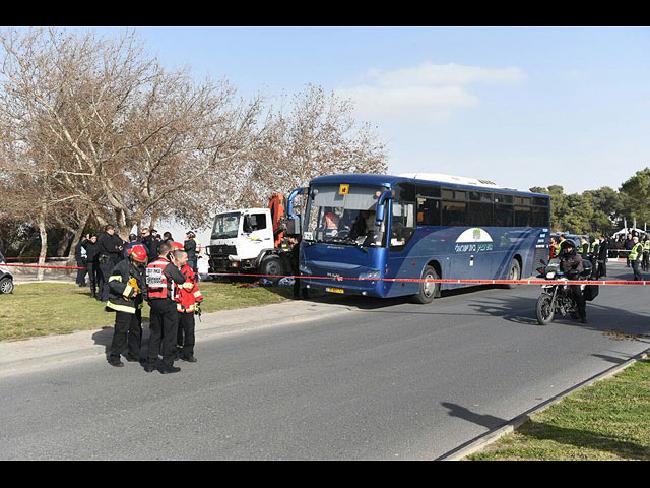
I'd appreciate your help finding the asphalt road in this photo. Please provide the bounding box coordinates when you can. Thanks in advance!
[1,265,649,460]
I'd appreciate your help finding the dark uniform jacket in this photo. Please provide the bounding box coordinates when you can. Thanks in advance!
[85,241,99,264]
[560,251,584,279]
[97,233,124,263]
[106,258,147,314]
[184,239,197,261]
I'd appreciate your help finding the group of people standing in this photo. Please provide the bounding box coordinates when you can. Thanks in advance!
[74,226,203,373]
[549,234,609,279]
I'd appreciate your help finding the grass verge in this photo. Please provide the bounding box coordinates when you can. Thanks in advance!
[0,281,293,342]
[468,358,650,460]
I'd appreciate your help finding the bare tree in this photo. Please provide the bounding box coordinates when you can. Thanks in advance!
[0,28,261,242]
[235,84,387,208]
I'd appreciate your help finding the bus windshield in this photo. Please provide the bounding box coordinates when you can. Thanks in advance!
[211,212,241,240]
[304,184,386,247]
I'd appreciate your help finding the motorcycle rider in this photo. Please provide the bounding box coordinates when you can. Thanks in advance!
[559,239,587,323]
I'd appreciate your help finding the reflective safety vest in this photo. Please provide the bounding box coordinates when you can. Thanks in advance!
[629,243,643,261]
[644,241,650,252]
[146,257,173,300]
[176,264,204,313]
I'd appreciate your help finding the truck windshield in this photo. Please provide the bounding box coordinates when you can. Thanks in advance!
[304,184,386,247]
[211,212,241,240]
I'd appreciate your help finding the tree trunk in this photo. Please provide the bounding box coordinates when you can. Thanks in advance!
[37,203,48,282]
[66,211,90,265]
[57,230,73,257]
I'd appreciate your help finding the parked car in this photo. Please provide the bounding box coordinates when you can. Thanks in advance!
[0,250,14,294]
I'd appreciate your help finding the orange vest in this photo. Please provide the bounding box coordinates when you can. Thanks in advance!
[146,257,173,300]
[176,264,203,313]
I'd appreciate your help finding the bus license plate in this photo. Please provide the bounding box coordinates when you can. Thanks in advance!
[326,287,344,294]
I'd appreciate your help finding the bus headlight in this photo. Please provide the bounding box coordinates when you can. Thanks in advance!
[545,271,556,280]
[359,269,381,280]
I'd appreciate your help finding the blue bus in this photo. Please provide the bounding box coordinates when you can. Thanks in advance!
[298,173,550,303]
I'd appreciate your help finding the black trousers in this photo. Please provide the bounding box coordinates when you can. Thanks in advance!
[148,299,179,367]
[632,260,643,281]
[177,312,196,356]
[643,252,649,272]
[76,259,87,285]
[99,259,115,302]
[109,310,142,360]
[569,285,586,320]
[87,262,99,295]
[597,259,607,278]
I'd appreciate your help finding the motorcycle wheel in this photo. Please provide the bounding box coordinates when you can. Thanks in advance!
[536,294,555,325]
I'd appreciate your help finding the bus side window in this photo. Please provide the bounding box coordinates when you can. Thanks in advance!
[391,201,415,248]
[495,203,514,227]
[416,197,441,226]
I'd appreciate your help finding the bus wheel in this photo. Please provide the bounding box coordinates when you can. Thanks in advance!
[505,259,521,289]
[411,265,439,304]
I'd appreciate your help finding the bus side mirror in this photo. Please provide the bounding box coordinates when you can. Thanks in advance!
[375,190,392,226]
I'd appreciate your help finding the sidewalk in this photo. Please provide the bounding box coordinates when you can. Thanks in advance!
[0,299,352,378]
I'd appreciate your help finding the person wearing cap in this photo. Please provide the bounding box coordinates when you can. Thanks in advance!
[106,244,148,367]
[559,239,587,323]
[629,236,644,281]
[184,231,199,274]
[173,245,203,362]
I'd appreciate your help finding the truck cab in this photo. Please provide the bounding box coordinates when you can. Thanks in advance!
[208,208,275,274]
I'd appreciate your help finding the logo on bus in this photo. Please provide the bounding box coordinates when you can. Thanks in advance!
[454,227,495,253]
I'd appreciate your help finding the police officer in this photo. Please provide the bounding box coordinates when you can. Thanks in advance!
[642,236,650,272]
[74,234,89,287]
[629,236,644,281]
[184,231,198,274]
[97,225,125,303]
[560,239,587,323]
[106,244,148,367]
[85,234,100,299]
[596,235,608,279]
[145,242,186,374]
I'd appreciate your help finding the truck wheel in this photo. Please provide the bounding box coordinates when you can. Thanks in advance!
[411,265,439,304]
[0,277,14,294]
[260,256,283,282]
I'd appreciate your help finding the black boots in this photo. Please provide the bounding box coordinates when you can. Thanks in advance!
[159,365,181,374]
[108,357,124,367]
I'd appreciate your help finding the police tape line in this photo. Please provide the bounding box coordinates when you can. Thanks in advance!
[4,263,649,287]
[206,272,650,287]
[1,263,83,270]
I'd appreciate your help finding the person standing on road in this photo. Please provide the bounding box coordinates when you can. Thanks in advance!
[596,235,608,279]
[97,225,125,303]
[642,236,650,272]
[85,235,100,299]
[145,242,186,374]
[174,248,203,362]
[106,244,148,367]
[629,236,644,281]
[559,239,587,324]
[74,234,89,287]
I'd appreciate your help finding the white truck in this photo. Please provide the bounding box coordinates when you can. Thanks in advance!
[206,190,305,278]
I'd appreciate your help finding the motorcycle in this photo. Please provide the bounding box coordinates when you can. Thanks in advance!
[535,258,598,325]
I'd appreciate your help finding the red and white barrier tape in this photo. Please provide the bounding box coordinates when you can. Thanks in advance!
[206,272,650,287]
[4,263,648,286]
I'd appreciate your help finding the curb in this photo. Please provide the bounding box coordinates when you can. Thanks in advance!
[437,348,650,461]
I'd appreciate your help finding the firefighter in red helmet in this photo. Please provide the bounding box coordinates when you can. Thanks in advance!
[106,244,148,367]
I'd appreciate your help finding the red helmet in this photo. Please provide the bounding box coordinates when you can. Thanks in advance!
[128,244,148,263]
[170,241,185,251]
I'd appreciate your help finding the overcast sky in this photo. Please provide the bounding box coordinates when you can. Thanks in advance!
[81,26,649,241]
